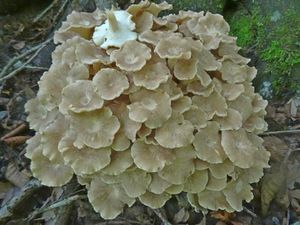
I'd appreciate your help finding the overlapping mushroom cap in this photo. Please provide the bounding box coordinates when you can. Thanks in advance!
[25,1,270,220]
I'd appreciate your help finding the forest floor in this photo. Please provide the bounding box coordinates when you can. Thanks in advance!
[0,0,299,225]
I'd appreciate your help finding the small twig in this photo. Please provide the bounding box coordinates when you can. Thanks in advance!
[2,135,31,146]
[152,209,172,225]
[0,38,52,78]
[260,129,300,136]
[33,0,58,23]
[28,195,87,220]
[52,0,70,26]
[286,208,290,225]
[243,206,257,218]
[0,42,49,83]
[0,179,42,223]
[1,123,28,140]
[24,65,49,71]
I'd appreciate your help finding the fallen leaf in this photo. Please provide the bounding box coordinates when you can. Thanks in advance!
[210,211,235,222]
[173,208,189,224]
[263,136,288,161]
[12,41,25,50]
[0,181,13,199]
[260,163,287,216]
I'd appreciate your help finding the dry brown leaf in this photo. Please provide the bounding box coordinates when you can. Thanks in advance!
[210,211,235,222]
[0,181,13,200]
[173,208,189,224]
[260,163,287,216]
[263,136,288,162]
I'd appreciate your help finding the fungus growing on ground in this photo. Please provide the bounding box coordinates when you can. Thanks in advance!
[25,1,270,220]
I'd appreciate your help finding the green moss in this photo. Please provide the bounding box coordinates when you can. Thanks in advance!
[229,16,252,47]
[153,0,226,14]
[259,9,300,96]
[228,6,300,98]
[228,7,264,48]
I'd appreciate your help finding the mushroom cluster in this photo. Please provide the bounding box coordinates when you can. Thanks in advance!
[25,1,270,219]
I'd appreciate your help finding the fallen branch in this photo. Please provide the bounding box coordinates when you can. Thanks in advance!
[1,123,28,140]
[0,179,43,223]
[33,0,59,23]
[27,195,86,221]
[0,38,52,78]
[0,39,51,83]
[260,129,300,136]
[152,209,172,225]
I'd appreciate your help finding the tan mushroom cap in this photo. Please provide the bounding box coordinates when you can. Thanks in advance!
[131,140,175,172]
[139,191,171,209]
[171,96,192,114]
[120,168,151,198]
[134,11,153,33]
[101,150,133,175]
[75,39,111,65]
[221,129,258,168]
[165,184,184,194]
[158,78,183,100]
[109,102,142,142]
[187,80,214,97]
[58,134,111,175]
[196,48,221,71]
[194,159,210,170]
[197,190,234,212]
[229,94,253,122]
[54,9,105,44]
[187,12,230,49]
[208,159,234,179]
[25,98,58,131]
[192,91,227,119]
[137,124,152,139]
[127,1,172,17]
[223,179,254,211]
[155,117,194,149]
[139,30,182,46]
[154,36,192,59]
[183,170,208,193]
[30,147,73,187]
[132,61,170,90]
[213,78,245,101]
[148,174,172,194]
[25,134,41,159]
[128,89,172,128]
[213,108,243,131]
[93,68,129,100]
[183,105,207,130]
[111,132,131,151]
[110,40,152,71]
[220,60,257,84]
[88,177,135,220]
[174,55,198,80]
[206,173,227,191]
[193,122,226,163]
[244,114,268,133]
[158,146,196,184]
[71,107,120,149]
[59,80,104,114]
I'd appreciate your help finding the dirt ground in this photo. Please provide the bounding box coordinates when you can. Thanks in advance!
[0,0,299,225]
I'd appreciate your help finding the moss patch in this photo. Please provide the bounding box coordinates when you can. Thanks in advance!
[228,5,300,98]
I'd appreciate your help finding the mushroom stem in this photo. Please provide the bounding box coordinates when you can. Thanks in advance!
[106,10,118,32]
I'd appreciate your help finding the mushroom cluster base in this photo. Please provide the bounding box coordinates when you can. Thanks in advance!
[25,1,270,219]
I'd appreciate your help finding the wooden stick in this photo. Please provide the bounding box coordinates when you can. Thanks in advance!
[260,129,300,136]
[0,38,52,78]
